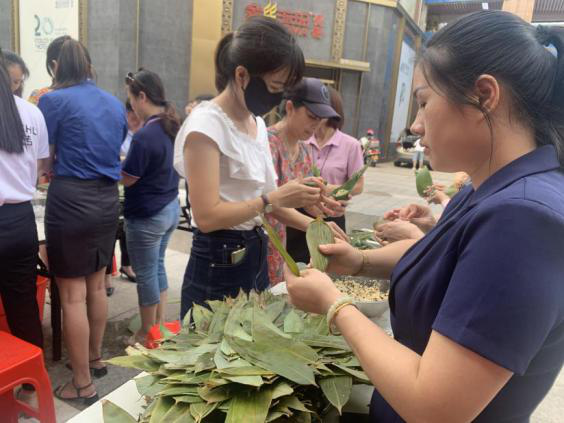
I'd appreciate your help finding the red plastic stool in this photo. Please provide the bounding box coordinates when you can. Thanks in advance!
[145,321,181,349]
[0,331,56,422]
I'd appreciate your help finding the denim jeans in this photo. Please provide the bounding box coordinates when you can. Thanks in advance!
[125,199,180,306]
[180,227,270,320]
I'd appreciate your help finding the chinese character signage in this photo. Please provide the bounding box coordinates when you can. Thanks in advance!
[245,2,325,40]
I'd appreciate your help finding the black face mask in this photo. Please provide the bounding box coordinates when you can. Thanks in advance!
[243,76,283,116]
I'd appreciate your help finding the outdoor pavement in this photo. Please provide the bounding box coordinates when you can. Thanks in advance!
[30,162,562,422]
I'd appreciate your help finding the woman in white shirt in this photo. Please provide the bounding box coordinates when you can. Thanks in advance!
[175,17,344,319]
[0,53,49,351]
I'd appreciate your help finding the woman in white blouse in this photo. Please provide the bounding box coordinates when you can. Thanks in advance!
[175,17,345,318]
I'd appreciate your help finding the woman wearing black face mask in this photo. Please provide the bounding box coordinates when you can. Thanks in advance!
[174,17,346,319]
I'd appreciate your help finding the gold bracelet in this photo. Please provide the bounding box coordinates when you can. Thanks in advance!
[327,296,356,335]
[352,250,368,276]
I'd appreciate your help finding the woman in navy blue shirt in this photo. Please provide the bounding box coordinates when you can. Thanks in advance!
[121,69,180,346]
[285,12,564,422]
[38,38,127,405]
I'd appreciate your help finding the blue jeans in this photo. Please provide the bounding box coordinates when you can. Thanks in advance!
[180,227,270,320]
[125,199,180,306]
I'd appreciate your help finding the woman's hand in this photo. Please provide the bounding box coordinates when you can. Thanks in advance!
[322,195,347,217]
[426,184,451,206]
[374,220,424,243]
[314,238,363,276]
[284,266,342,315]
[326,221,348,242]
[269,179,322,209]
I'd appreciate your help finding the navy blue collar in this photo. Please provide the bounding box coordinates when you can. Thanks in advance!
[468,145,561,207]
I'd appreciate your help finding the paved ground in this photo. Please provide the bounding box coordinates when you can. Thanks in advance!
[31,162,562,422]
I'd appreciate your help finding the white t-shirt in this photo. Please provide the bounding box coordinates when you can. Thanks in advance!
[0,96,49,206]
[414,139,425,152]
[173,101,277,230]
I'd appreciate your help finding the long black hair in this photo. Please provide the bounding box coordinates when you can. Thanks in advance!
[214,16,304,92]
[125,68,180,141]
[0,50,25,154]
[420,11,564,166]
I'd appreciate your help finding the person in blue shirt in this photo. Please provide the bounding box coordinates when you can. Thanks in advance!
[284,11,564,422]
[38,38,127,405]
[121,69,180,346]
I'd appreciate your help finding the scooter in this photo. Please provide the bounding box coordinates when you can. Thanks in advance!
[364,138,380,167]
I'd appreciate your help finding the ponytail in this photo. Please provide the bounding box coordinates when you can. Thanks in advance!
[0,51,25,154]
[53,38,93,89]
[535,25,564,165]
[214,32,235,92]
[125,69,180,141]
[158,103,180,141]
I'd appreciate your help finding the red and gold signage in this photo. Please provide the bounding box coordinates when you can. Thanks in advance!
[245,2,325,40]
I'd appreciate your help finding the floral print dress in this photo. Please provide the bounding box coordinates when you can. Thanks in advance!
[266,127,313,284]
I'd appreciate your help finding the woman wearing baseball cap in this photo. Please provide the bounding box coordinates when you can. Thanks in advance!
[287,87,365,263]
[266,77,346,284]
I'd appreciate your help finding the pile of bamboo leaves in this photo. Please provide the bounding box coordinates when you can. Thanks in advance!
[103,291,370,423]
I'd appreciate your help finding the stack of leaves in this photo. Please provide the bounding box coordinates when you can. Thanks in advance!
[104,292,370,423]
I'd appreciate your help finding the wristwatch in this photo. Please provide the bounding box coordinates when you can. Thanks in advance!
[261,194,273,214]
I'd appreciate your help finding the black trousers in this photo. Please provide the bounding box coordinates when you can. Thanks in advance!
[287,209,346,264]
[106,224,131,275]
[0,202,43,348]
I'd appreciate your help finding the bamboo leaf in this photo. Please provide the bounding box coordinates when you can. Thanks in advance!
[284,309,305,334]
[149,397,174,423]
[271,380,294,399]
[102,400,137,423]
[306,218,335,272]
[224,374,264,387]
[261,215,300,276]
[105,355,159,372]
[161,402,190,422]
[319,376,352,414]
[135,374,162,397]
[225,387,273,423]
[190,401,218,422]
[332,364,370,382]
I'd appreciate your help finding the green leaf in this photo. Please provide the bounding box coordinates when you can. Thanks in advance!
[416,166,433,197]
[278,395,311,412]
[102,399,137,423]
[223,374,264,387]
[105,355,159,372]
[332,364,370,382]
[219,366,274,377]
[225,387,273,423]
[319,376,352,414]
[135,374,162,397]
[127,314,141,334]
[161,402,190,422]
[149,396,174,423]
[265,299,286,323]
[174,395,206,404]
[190,401,218,422]
[283,309,305,334]
[261,215,300,276]
[306,218,335,272]
[198,385,232,403]
[271,380,293,400]
[192,304,214,332]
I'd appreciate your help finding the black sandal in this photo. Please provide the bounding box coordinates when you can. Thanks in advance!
[119,267,136,282]
[65,357,108,378]
[106,286,115,297]
[54,379,99,406]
